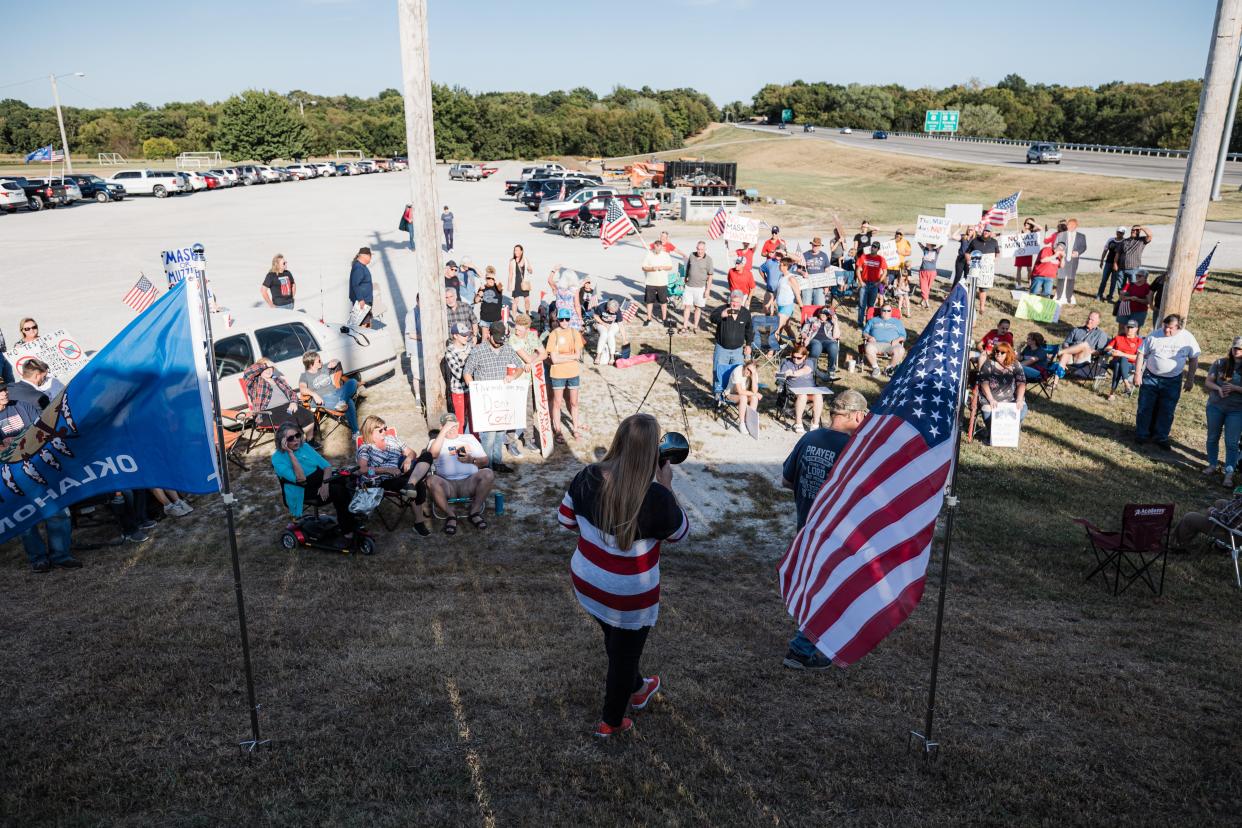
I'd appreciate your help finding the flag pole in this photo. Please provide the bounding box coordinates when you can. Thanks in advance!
[908,274,979,760]
[191,243,269,754]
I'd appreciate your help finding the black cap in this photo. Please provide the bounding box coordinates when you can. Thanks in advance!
[357,246,372,256]
[446,260,457,269]
[488,321,506,340]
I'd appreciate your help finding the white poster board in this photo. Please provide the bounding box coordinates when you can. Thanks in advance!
[877,239,901,268]
[468,375,530,432]
[347,301,372,328]
[945,204,983,226]
[998,232,1043,259]
[915,215,952,247]
[162,245,202,288]
[971,253,996,288]
[722,215,760,246]
[6,328,89,381]
[804,268,847,289]
[988,402,1022,447]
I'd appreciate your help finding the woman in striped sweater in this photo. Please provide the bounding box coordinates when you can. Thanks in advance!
[558,414,690,738]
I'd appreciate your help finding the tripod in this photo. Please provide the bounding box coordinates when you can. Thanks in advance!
[635,322,691,435]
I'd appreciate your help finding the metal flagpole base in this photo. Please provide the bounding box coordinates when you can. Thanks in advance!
[238,737,273,755]
[907,730,940,761]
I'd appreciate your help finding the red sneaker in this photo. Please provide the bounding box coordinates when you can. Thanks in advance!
[629,675,661,710]
[593,718,633,739]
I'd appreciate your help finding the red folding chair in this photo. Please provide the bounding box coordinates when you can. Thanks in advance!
[1074,504,1175,596]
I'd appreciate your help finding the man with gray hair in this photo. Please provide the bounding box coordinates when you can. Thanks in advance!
[781,388,869,670]
[709,290,753,395]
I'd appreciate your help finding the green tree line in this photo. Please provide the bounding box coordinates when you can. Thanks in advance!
[738,74,1211,148]
[0,85,716,162]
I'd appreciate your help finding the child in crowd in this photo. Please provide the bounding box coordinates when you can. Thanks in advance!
[892,271,911,317]
[476,267,505,326]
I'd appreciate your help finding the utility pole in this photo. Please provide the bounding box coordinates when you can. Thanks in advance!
[49,72,83,173]
[397,0,448,425]
[1211,44,1242,201]
[1163,0,1242,321]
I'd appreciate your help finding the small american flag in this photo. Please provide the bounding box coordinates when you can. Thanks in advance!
[556,181,566,202]
[620,299,640,323]
[123,275,160,312]
[1194,244,1218,292]
[778,282,972,667]
[707,207,728,240]
[600,198,635,248]
[981,191,1021,228]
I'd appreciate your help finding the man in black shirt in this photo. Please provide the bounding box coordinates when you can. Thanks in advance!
[967,226,1001,313]
[6,358,51,409]
[709,290,753,395]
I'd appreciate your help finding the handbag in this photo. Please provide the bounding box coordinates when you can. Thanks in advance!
[349,484,383,515]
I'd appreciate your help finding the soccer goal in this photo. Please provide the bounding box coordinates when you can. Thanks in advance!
[335,149,364,161]
[177,151,222,169]
[97,152,127,166]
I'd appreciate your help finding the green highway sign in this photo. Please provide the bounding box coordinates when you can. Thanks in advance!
[781,108,793,123]
[923,109,960,133]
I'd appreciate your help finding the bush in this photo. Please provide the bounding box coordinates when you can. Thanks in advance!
[142,137,178,159]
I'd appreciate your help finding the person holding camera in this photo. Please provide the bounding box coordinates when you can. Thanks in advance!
[428,412,495,535]
[710,290,753,396]
[559,414,689,738]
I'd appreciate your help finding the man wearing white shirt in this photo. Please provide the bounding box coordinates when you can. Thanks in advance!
[427,412,495,534]
[641,241,674,327]
[1134,313,1200,450]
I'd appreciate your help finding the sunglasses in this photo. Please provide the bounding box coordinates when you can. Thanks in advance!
[22,326,37,332]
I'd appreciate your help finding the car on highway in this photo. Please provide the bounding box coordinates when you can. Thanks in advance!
[872,130,888,140]
[64,173,128,202]
[449,163,483,181]
[106,169,190,197]
[0,179,30,213]
[213,308,399,411]
[839,127,852,134]
[1026,142,1062,164]
[777,123,786,130]
[536,186,620,225]
[803,124,816,133]
[2,176,71,210]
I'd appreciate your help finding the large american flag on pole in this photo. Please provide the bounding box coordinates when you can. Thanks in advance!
[600,197,635,248]
[981,191,1020,228]
[1194,244,1218,292]
[122,275,160,313]
[778,282,972,667]
[707,207,728,240]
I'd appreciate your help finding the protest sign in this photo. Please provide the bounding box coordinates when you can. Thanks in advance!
[988,402,1022,447]
[468,375,530,431]
[805,268,847,289]
[6,328,89,381]
[162,246,203,288]
[1014,292,1062,323]
[722,215,760,246]
[970,253,996,288]
[945,204,983,226]
[878,239,901,268]
[999,232,1042,259]
[347,301,371,328]
[915,215,952,247]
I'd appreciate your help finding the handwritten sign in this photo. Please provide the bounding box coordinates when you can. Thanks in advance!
[878,239,901,268]
[945,204,983,226]
[722,215,760,246]
[804,268,847,289]
[468,375,530,432]
[6,328,89,381]
[970,253,996,288]
[998,232,1043,259]
[988,402,1022,447]
[915,215,952,247]
[162,246,203,288]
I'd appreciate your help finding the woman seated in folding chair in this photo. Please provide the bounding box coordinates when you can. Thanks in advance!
[779,345,833,433]
[977,343,1028,422]
[271,422,358,538]
[1019,332,1051,381]
[355,415,433,537]
[800,303,842,380]
[720,360,762,429]
[299,351,361,438]
[243,359,317,443]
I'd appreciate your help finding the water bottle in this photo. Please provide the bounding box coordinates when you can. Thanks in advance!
[493,491,505,516]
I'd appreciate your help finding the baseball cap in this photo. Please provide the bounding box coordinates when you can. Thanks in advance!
[869,241,880,250]
[811,236,823,245]
[439,412,457,426]
[1125,320,1140,329]
[980,225,993,233]
[1117,226,1127,233]
[357,246,372,256]
[1232,335,1242,349]
[488,321,506,340]
[446,260,457,269]
[451,322,471,337]
[831,389,869,413]
[557,307,573,319]
[771,226,780,233]
[734,256,745,264]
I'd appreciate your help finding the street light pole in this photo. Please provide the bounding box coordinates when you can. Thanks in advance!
[1211,44,1242,201]
[48,72,83,173]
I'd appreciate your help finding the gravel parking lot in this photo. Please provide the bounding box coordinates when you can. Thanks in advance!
[1,163,718,352]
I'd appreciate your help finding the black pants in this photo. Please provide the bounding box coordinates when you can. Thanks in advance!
[303,468,358,534]
[110,489,149,535]
[597,619,649,727]
[444,227,454,250]
[953,254,968,285]
[376,449,432,506]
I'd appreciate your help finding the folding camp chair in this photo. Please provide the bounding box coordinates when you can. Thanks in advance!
[218,408,251,472]
[1074,503,1175,596]
[751,315,781,369]
[301,392,350,443]
[355,428,424,532]
[1209,515,1242,589]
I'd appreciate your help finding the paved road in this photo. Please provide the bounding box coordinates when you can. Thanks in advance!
[738,124,1242,187]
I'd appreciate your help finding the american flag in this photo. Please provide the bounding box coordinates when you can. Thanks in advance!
[707,207,728,240]
[1194,244,1218,292]
[556,180,566,202]
[619,299,641,323]
[981,191,1021,228]
[778,282,972,668]
[600,198,635,248]
[122,275,160,312]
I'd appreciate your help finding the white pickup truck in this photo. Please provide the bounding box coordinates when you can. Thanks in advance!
[105,169,189,197]
[449,163,482,181]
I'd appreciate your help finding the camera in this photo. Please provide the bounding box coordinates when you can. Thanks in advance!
[658,432,689,465]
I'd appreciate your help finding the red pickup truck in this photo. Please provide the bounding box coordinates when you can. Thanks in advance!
[551,193,650,235]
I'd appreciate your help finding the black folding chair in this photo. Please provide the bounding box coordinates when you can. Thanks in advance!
[1074,503,1175,596]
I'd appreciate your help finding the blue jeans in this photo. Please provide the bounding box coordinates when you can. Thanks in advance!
[857,282,881,327]
[1136,373,1183,442]
[751,316,779,351]
[789,629,817,658]
[20,508,73,566]
[321,378,359,433]
[1118,268,1140,287]
[808,338,839,369]
[713,344,744,394]
[800,286,825,306]
[1109,357,1134,391]
[1206,403,1242,471]
[479,430,505,468]
[1097,263,1121,300]
[1022,365,1043,381]
[1030,276,1054,297]
[443,226,454,250]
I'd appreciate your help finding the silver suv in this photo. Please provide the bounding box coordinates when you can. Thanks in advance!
[1026,142,1062,164]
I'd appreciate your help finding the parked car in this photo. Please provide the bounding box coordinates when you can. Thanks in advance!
[1026,142,1062,164]
[105,169,189,197]
[479,164,499,178]
[537,186,620,225]
[234,164,264,185]
[0,179,30,212]
[307,162,335,177]
[356,160,377,174]
[373,159,390,172]
[521,177,597,211]
[209,168,240,187]
[390,157,408,171]
[552,193,650,235]
[63,173,128,202]
[200,172,222,189]
[254,166,280,183]
[176,171,207,192]
[839,127,852,134]
[28,178,82,204]
[213,308,399,411]
[449,163,483,181]
[0,176,69,210]
[872,130,888,140]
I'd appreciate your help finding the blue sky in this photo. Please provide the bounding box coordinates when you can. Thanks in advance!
[0,0,1221,109]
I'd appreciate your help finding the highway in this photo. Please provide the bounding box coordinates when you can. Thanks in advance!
[738,124,1242,188]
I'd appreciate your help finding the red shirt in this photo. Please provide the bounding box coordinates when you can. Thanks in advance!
[660,241,680,257]
[981,330,1015,351]
[1121,281,1152,311]
[1032,246,1060,278]
[760,237,783,258]
[727,266,755,295]
[858,253,887,284]
[1107,335,1142,363]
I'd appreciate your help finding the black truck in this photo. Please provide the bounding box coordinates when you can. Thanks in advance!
[63,173,128,203]
[0,176,70,211]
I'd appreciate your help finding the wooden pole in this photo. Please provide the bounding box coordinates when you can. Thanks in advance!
[397,0,448,425]
[1162,0,1242,322]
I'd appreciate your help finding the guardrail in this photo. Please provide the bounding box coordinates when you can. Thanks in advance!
[736,123,1242,162]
